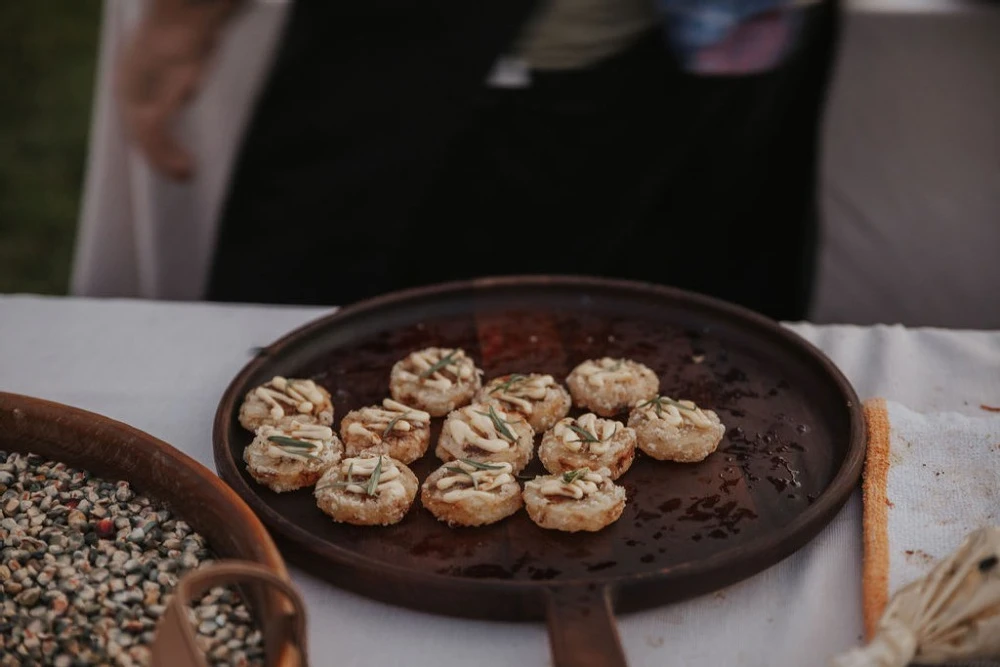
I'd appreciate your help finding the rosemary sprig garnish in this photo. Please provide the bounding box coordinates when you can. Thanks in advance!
[566,424,601,444]
[365,457,383,496]
[475,405,517,442]
[637,396,695,416]
[457,458,506,471]
[315,462,355,492]
[419,350,458,379]
[561,469,589,484]
[595,360,623,374]
[445,465,479,490]
[267,435,321,459]
[267,435,316,449]
[381,413,411,440]
[489,374,527,395]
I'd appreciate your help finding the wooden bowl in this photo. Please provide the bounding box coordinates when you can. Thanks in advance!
[0,392,301,666]
[214,275,866,666]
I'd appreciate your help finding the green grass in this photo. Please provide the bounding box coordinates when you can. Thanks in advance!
[0,2,101,294]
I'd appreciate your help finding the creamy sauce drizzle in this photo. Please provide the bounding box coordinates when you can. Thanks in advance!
[345,399,430,442]
[446,405,518,453]
[538,471,605,500]
[253,376,326,420]
[335,456,405,497]
[487,374,556,413]
[396,348,475,390]
[435,460,515,503]
[574,358,635,388]
[635,396,714,429]
[553,413,619,455]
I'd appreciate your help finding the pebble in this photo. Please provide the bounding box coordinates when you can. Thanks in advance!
[95,518,114,537]
[14,588,40,606]
[122,619,144,634]
[210,644,230,661]
[51,595,69,614]
[197,604,219,620]
[0,451,264,666]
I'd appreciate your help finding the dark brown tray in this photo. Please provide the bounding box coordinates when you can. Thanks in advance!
[213,276,865,666]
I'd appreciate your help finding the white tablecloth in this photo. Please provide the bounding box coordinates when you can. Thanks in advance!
[1,295,999,666]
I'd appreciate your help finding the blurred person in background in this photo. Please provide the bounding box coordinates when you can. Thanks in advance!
[118,0,839,320]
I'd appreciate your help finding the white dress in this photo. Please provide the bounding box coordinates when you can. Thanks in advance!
[70,0,290,300]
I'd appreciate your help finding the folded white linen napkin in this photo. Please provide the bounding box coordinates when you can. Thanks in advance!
[832,399,1000,667]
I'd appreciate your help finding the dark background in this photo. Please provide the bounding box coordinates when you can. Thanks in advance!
[0,2,100,294]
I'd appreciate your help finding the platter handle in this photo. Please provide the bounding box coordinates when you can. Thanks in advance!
[544,584,627,667]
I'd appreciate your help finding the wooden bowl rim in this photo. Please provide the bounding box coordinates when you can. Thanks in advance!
[213,274,867,595]
[0,391,298,663]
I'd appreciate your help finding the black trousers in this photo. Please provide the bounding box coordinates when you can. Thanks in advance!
[208,1,839,321]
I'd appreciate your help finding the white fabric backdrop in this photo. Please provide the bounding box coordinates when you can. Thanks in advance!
[71,1,1000,327]
[812,2,1000,328]
[2,295,1000,666]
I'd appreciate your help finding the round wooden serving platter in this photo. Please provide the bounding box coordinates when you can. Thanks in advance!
[0,392,302,667]
[213,276,865,666]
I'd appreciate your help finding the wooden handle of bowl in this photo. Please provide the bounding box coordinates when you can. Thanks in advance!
[544,585,626,667]
[152,561,308,667]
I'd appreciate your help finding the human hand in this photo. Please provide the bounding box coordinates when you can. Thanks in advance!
[116,3,235,180]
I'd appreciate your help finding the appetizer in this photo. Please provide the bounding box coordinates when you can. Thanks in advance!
[238,376,334,431]
[314,454,418,526]
[243,422,342,492]
[421,459,522,527]
[565,357,658,417]
[538,413,636,479]
[339,398,431,464]
[476,373,571,432]
[436,403,535,474]
[523,467,626,532]
[627,395,726,462]
[389,347,482,417]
